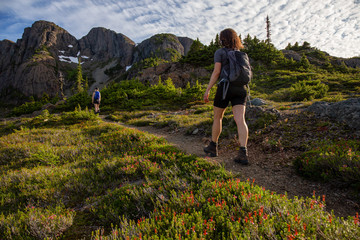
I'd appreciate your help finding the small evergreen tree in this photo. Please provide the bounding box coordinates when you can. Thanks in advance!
[302,41,311,50]
[214,34,221,48]
[300,53,311,69]
[285,43,292,50]
[84,76,89,92]
[266,15,271,45]
[76,57,84,93]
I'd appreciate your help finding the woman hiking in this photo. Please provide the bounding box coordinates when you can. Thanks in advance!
[203,28,250,165]
[92,87,101,114]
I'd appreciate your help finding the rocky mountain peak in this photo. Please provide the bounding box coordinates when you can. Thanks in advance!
[79,27,135,65]
[17,20,78,62]
[132,33,185,63]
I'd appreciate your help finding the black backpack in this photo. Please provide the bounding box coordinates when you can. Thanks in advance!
[220,49,252,100]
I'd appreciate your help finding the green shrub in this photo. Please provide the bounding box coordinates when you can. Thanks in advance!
[295,140,360,189]
[60,106,100,125]
[56,91,92,112]
[271,80,329,101]
[10,101,43,116]
[0,204,75,240]
[98,78,207,111]
[93,178,360,240]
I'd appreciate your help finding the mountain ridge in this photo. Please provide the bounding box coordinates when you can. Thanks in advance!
[1,20,360,106]
[0,20,194,104]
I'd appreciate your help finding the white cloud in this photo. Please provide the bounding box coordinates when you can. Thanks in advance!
[0,0,359,57]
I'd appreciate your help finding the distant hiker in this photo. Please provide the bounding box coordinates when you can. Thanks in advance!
[203,28,251,165]
[92,87,101,114]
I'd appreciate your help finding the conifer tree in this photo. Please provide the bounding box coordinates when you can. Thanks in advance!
[214,34,221,48]
[76,57,84,93]
[266,15,271,45]
[84,76,89,91]
[300,53,311,69]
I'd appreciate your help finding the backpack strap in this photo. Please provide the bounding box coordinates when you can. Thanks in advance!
[219,48,231,100]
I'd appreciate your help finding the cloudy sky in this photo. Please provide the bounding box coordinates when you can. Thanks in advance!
[1,0,359,58]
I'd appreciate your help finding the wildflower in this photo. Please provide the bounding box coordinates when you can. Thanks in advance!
[354,212,359,225]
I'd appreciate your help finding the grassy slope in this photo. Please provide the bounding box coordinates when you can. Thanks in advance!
[0,110,359,239]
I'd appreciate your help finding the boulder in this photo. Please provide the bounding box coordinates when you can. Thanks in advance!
[281,50,301,62]
[250,98,267,106]
[307,98,360,130]
[344,58,360,68]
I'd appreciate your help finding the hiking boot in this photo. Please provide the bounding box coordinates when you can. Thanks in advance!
[204,141,218,157]
[234,147,249,165]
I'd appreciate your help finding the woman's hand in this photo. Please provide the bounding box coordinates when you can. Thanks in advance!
[203,89,210,103]
[204,62,221,103]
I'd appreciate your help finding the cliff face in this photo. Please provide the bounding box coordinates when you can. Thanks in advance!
[79,27,135,65]
[0,21,79,103]
[132,34,186,63]
[178,37,193,56]
[0,20,195,104]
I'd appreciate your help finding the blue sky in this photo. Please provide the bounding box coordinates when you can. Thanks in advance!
[0,0,359,58]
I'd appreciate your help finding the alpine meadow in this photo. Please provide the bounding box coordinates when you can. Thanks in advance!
[0,19,359,239]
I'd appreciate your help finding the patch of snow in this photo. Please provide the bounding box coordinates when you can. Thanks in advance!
[68,45,73,48]
[126,65,132,71]
[59,50,65,54]
[58,55,79,64]
[81,55,89,59]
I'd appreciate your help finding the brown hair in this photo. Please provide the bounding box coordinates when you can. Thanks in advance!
[219,28,244,50]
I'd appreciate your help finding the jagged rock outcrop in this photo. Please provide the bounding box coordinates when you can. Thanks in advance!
[281,50,301,61]
[79,27,135,65]
[307,98,360,130]
[0,21,79,103]
[16,20,79,62]
[132,62,210,88]
[178,37,194,56]
[344,57,360,68]
[132,34,185,63]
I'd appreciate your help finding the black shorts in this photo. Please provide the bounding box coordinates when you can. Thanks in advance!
[94,99,100,104]
[214,82,247,108]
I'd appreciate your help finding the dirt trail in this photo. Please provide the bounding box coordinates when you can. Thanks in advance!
[105,118,359,218]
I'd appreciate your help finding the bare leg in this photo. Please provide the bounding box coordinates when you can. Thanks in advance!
[232,105,248,147]
[211,106,226,142]
[94,104,100,113]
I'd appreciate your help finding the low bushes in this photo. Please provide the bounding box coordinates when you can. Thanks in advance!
[295,140,360,189]
[1,114,359,239]
[271,80,329,102]
[100,78,207,111]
